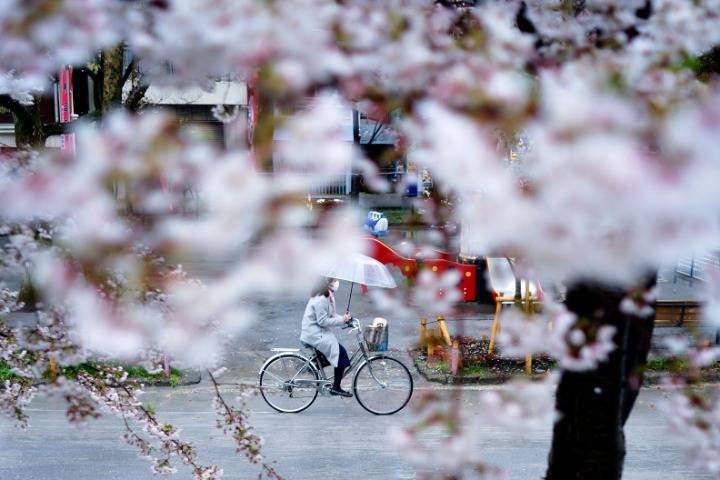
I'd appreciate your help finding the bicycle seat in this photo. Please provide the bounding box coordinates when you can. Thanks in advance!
[301,342,331,368]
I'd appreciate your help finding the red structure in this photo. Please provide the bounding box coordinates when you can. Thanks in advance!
[58,66,76,154]
[362,237,480,302]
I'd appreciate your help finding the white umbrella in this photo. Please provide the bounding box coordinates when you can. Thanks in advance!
[324,253,397,313]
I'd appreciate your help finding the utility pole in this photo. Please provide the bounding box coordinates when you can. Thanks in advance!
[350,108,360,199]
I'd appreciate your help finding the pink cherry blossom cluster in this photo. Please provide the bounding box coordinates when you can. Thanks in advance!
[2,0,720,478]
[208,371,283,479]
[370,269,463,321]
[660,385,720,475]
[497,302,617,372]
[0,0,125,101]
[1,109,363,365]
[476,373,559,431]
[76,367,224,479]
[388,390,502,479]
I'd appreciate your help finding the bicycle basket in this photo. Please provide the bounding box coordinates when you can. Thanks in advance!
[363,324,388,352]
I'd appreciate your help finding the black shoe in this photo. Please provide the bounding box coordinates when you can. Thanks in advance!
[329,387,353,398]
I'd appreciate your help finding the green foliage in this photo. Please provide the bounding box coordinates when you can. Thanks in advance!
[459,364,488,376]
[680,47,720,82]
[0,361,20,381]
[434,361,450,374]
[376,208,408,225]
[645,357,689,372]
[49,361,183,386]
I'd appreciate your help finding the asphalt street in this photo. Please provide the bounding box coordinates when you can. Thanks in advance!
[217,279,496,383]
[0,380,714,480]
[1,233,717,479]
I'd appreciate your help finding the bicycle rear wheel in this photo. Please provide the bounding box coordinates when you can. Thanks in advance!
[353,355,413,415]
[259,353,319,413]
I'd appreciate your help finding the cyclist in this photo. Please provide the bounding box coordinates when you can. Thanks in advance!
[300,277,353,397]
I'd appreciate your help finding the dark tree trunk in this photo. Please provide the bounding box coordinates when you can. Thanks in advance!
[100,45,126,112]
[1,44,146,151]
[5,99,46,149]
[546,278,655,480]
[254,67,276,172]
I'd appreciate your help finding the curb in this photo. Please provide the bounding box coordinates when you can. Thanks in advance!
[642,370,720,385]
[414,356,514,385]
[413,354,720,386]
[144,369,202,387]
[2,369,203,389]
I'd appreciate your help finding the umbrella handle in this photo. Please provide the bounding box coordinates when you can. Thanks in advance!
[346,282,354,314]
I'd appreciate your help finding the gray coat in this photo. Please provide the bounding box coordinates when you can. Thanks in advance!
[299,293,345,367]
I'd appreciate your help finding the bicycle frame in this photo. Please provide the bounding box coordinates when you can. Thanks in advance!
[321,317,381,382]
[263,318,385,391]
[260,316,413,415]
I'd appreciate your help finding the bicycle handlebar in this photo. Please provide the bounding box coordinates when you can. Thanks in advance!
[341,317,360,330]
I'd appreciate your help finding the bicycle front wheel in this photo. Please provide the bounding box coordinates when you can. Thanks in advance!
[259,353,319,413]
[353,355,413,415]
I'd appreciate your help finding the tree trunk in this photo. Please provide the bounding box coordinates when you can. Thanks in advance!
[100,45,126,112]
[11,100,46,149]
[3,44,143,151]
[545,279,655,480]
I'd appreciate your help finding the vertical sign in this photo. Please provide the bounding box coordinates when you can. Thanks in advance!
[246,71,258,149]
[59,66,75,153]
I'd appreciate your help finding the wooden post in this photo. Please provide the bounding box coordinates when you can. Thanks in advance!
[427,328,436,360]
[420,318,427,347]
[488,293,503,354]
[525,354,532,374]
[48,357,58,382]
[437,315,452,346]
[524,279,532,374]
[450,340,461,375]
[163,354,171,379]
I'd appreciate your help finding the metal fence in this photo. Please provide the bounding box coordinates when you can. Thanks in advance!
[309,175,350,196]
[676,252,720,281]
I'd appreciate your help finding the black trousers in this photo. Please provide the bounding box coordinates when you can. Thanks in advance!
[332,345,351,390]
[336,344,350,369]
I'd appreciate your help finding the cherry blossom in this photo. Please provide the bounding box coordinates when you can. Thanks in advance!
[660,389,720,475]
[476,373,559,431]
[0,0,124,98]
[388,390,503,479]
[702,267,720,328]
[498,302,617,372]
[3,0,720,478]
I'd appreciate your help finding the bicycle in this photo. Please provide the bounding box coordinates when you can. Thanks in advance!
[258,317,413,415]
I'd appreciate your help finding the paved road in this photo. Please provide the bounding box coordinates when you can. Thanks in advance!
[0,381,713,480]
[1,232,717,479]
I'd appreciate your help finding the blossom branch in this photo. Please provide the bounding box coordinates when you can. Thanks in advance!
[207,369,283,480]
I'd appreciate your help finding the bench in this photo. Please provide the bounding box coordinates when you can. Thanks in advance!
[654,300,702,326]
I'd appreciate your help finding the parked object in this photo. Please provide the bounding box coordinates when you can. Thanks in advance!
[364,210,389,236]
[362,236,480,302]
[404,163,419,197]
[485,257,543,366]
[364,317,388,352]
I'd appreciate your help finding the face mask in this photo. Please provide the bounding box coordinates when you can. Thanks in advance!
[329,280,340,292]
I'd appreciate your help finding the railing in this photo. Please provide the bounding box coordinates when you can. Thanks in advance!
[675,252,720,281]
[309,176,350,196]
[259,172,351,196]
